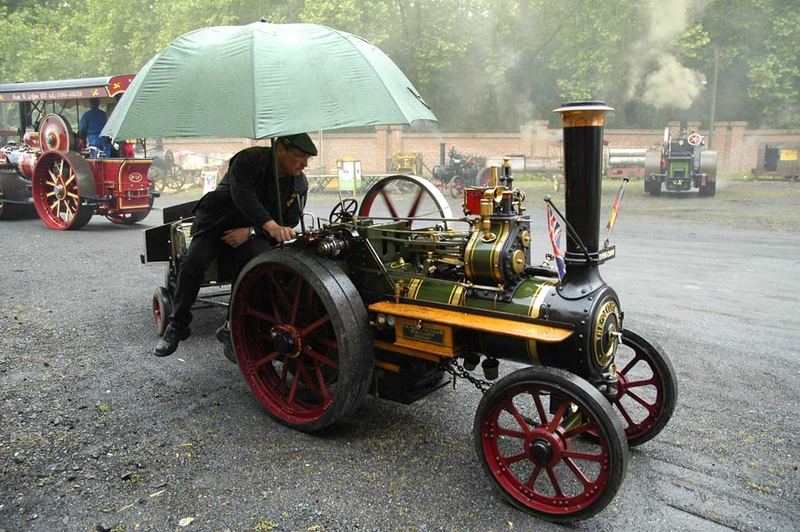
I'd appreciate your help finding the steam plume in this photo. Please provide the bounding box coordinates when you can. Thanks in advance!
[628,0,707,110]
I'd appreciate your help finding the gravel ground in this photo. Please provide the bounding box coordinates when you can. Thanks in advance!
[1,178,798,531]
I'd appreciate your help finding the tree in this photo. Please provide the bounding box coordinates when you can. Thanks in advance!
[0,0,798,130]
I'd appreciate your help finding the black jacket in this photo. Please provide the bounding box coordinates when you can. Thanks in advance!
[191,146,308,237]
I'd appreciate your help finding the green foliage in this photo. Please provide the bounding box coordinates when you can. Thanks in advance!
[745,12,800,127]
[0,0,797,130]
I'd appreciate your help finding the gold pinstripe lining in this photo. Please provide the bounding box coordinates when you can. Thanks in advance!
[526,281,555,363]
[448,284,465,306]
[464,230,479,279]
[407,278,423,300]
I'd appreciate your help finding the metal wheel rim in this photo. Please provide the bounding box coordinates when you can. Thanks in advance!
[479,381,612,515]
[612,333,672,443]
[232,261,340,423]
[33,155,83,229]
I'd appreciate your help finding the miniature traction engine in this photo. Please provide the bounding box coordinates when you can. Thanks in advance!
[147,101,678,522]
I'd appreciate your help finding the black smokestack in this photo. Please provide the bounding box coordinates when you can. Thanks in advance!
[554,101,613,294]
[555,101,613,257]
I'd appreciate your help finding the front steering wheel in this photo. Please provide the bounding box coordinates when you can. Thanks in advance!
[328,198,358,224]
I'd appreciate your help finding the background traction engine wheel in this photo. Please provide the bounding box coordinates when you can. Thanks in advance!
[31,151,96,230]
[230,250,374,432]
[473,366,628,522]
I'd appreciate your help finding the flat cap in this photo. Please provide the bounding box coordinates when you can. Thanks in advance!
[278,133,318,156]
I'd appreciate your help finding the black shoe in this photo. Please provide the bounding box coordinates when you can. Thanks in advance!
[153,324,190,357]
[215,322,231,346]
[216,322,237,364]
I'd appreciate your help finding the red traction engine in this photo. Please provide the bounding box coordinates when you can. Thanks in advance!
[28,114,153,230]
[146,102,678,522]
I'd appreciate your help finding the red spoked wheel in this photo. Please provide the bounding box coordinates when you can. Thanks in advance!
[607,329,678,446]
[31,151,95,230]
[38,114,76,153]
[358,174,453,230]
[230,250,373,432]
[474,367,627,522]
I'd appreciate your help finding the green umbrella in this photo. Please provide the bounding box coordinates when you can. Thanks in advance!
[102,21,436,140]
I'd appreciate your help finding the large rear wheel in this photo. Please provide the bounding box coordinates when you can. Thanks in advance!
[644,149,662,196]
[230,250,374,432]
[474,366,627,522]
[31,151,95,230]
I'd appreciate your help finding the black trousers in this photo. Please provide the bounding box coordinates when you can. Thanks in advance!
[168,229,272,332]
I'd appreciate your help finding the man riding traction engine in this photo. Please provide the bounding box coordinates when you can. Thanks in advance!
[144,101,678,523]
[644,123,717,196]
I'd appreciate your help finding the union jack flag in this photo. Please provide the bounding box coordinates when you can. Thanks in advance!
[546,204,566,280]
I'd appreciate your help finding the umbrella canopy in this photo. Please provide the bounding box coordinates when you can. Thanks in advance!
[102,21,436,140]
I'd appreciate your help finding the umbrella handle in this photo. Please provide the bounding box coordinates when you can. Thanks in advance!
[271,137,283,226]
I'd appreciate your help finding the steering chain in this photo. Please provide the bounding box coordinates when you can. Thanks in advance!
[441,357,493,394]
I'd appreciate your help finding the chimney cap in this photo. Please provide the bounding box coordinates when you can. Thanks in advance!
[553,101,614,114]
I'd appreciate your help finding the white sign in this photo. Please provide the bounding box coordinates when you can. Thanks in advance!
[202,171,218,194]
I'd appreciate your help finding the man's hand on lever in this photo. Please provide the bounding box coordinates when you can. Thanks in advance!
[263,219,296,242]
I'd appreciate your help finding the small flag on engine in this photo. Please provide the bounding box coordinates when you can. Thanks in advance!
[605,178,629,246]
[546,204,566,280]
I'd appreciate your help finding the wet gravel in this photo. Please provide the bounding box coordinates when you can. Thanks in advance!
[1,179,798,531]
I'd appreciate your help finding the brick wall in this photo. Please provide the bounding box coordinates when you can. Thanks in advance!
[161,122,800,177]
[741,128,800,174]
